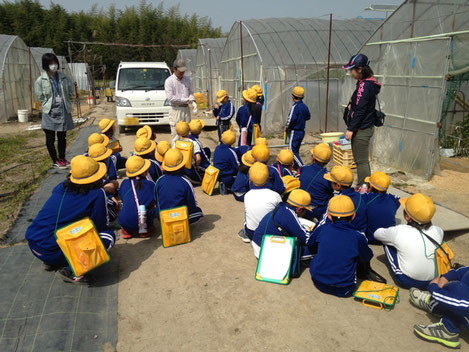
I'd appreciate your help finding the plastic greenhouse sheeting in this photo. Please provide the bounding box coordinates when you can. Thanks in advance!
[0,35,40,123]
[219,17,381,133]
[70,63,93,91]
[176,49,197,78]
[341,0,469,179]
[194,38,227,106]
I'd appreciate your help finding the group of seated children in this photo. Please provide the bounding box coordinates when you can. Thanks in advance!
[23,95,467,348]
[236,138,467,348]
[25,120,206,284]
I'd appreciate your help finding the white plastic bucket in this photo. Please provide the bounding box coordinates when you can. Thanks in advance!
[18,109,29,123]
[320,132,344,144]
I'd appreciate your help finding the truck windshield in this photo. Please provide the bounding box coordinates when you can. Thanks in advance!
[117,68,171,91]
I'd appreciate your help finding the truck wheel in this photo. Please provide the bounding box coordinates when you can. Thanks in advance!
[119,126,126,134]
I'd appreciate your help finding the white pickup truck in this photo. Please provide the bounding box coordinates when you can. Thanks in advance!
[115,62,172,133]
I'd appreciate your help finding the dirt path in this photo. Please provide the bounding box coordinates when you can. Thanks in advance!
[86,101,469,351]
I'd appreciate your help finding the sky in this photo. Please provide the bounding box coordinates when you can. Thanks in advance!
[39,0,405,32]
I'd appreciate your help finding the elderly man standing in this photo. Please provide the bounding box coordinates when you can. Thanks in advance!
[165,59,196,146]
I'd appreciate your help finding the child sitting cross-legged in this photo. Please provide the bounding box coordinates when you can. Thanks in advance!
[374,193,443,289]
[118,156,157,239]
[308,195,374,297]
[231,150,255,202]
[272,149,295,177]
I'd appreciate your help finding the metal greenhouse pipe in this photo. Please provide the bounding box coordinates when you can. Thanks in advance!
[324,13,332,132]
[240,21,245,91]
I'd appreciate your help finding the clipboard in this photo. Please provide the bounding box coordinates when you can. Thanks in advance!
[255,234,295,285]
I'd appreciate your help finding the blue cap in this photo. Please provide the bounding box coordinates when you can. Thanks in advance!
[343,54,370,70]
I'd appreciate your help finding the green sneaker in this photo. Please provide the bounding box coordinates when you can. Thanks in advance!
[414,320,460,349]
[409,288,432,313]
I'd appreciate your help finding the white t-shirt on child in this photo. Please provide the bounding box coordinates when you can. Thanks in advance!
[375,224,444,281]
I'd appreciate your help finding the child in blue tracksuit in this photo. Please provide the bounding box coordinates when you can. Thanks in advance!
[299,143,333,220]
[88,143,120,222]
[410,266,469,349]
[285,86,311,168]
[315,166,367,234]
[118,156,157,239]
[252,189,312,259]
[364,171,400,243]
[213,130,239,189]
[134,137,162,183]
[308,195,374,297]
[156,149,204,224]
[251,145,286,195]
[272,149,295,177]
[25,155,115,285]
[236,89,259,146]
[231,151,255,202]
[213,90,235,142]
[189,119,211,171]
[99,118,127,170]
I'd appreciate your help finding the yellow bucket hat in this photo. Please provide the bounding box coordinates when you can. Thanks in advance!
[251,84,263,97]
[328,195,355,217]
[365,171,391,191]
[242,88,257,103]
[282,175,300,193]
[249,162,269,187]
[311,143,332,163]
[277,149,294,166]
[70,155,107,185]
[155,141,171,163]
[324,166,354,187]
[98,118,115,133]
[292,86,305,99]
[400,193,436,225]
[286,189,312,210]
[216,89,228,103]
[252,144,270,163]
[221,130,236,146]
[88,143,113,162]
[136,125,153,139]
[176,121,190,136]
[134,137,156,156]
[162,148,187,172]
[189,119,204,135]
[254,137,267,146]
[126,155,151,178]
[241,150,256,167]
[88,133,109,147]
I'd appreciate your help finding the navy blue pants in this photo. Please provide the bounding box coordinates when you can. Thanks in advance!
[28,231,115,266]
[384,245,431,290]
[217,120,231,141]
[288,129,305,168]
[313,279,356,298]
[429,282,469,333]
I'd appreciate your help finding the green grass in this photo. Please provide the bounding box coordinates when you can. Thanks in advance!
[0,135,28,163]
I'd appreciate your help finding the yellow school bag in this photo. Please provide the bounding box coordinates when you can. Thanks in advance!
[159,206,191,247]
[252,124,261,143]
[419,230,455,276]
[156,183,191,247]
[107,139,121,153]
[202,165,220,196]
[54,193,110,277]
[175,140,193,169]
[353,281,399,310]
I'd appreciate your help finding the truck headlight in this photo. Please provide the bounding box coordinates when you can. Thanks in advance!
[164,99,170,106]
[116,96,132,107]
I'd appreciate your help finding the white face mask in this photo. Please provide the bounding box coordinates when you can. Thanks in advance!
[49,64,58,72]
